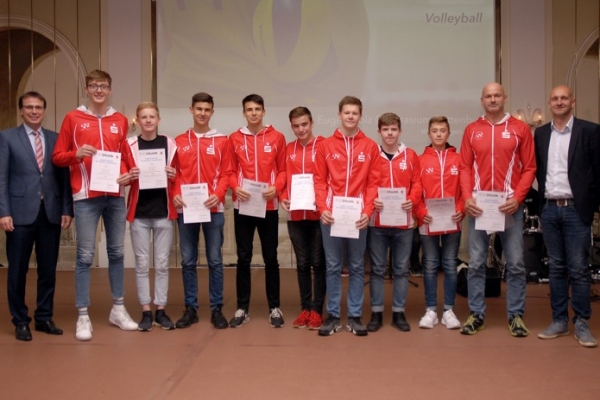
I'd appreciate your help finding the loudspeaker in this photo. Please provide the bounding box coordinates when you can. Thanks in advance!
[524,232,547,282]
[457,263,501,298]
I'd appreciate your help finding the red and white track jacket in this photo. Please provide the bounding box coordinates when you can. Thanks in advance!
[314,129,380,217]
[416,145,464,235]
[229,125,286,211]
[123,135,178,222]
[52,106,129,201]
[460,114,536,204]
[369,143,422,229]
[280,136,324,221]
[173,129,233,213]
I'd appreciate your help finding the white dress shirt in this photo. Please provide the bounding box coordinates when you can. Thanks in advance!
[544,116,573,199]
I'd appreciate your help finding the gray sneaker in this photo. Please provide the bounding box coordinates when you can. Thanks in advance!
[154,309,175,330]
[138,311,153,332]
[318,315,342,336]
[537,320,569,339]
[229,309,250,328]
[346,317,368,336]
[574,319,597,348]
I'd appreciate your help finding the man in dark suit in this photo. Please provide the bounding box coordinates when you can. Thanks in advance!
[0,92,73,341]
[534,85,600,348]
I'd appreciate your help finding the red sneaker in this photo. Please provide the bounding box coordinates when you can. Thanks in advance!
[293,310,311,328]
[307,310,323,330]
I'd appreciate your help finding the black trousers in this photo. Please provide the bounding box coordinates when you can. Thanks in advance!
[6,203,61,326]
[287,220,326,314]
[233,209,280,311]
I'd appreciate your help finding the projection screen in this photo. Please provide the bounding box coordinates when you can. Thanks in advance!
[156,0,495,151]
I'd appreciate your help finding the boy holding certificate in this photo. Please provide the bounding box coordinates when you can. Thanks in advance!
[415,116,464,330]
[52,70,138,340]
[280,107,326,330]
[228,94,286,328]
[171,92,232,330]
[314,96,380,336]
[124,102,178,331]
[366,113,422,333]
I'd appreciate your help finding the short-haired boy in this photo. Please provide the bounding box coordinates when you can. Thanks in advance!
[314,96,380,336]
[228,94,286,328]
[415,116,464,330]
[124,102,178,331]
[366,113,422,333]
[281,107,326,330]
[172,92,233,330]
[52,69,138,341]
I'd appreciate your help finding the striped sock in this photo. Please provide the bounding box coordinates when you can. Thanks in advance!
[78,307,88,316]
[113,297,124,306]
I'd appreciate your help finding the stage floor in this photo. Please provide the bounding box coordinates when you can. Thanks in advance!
[0,267,598,400]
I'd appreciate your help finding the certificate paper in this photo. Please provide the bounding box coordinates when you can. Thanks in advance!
[90,150,121,193]
[426,197,456,233]
[474,191,506,232]
[239,179,268,218]
[181,183,210,223]
[289,174,316,211]
[331,196,361,239]
[378,187,407,226]
[138,149,167,190]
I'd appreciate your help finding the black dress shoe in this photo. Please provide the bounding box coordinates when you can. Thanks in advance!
[35,320,64,335]
[15,325,32,341]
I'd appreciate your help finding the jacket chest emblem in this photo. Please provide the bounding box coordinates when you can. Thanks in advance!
[357,152,365,162]
[451,165,459,175]
[110,124,119,134]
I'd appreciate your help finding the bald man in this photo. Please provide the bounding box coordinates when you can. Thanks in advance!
[534,85,600,348]
[459,82,536,337]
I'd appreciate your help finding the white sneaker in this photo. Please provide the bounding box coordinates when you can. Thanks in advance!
[419,310,439,329]
[442,309,461,329]
[109,305,138,331]
[76,315,93,341]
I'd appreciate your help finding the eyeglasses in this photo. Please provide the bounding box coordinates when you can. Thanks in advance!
[88,84,111,91]
[22,105,44,111]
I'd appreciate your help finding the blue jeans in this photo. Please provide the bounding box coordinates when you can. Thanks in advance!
[177,212,224,310]
[467,204,526,319]
[420,232,461,310]
[368,227,413,312]
[74,196,126,308]
[130,217,173,306]
[321,223,367,318]
[540,203,592,323]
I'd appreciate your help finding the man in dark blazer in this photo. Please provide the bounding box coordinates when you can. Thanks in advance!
[0,92,73,341]
[534,85,600,348]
